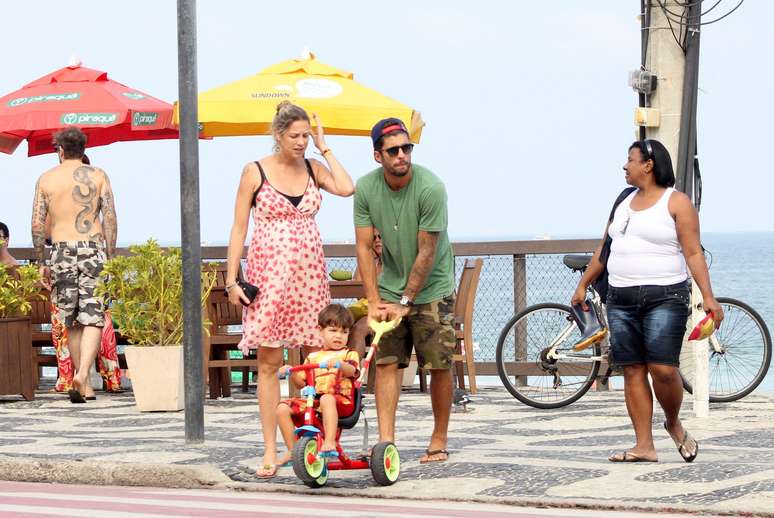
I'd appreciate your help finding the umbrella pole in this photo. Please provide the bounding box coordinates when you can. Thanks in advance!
[177,0,204,444]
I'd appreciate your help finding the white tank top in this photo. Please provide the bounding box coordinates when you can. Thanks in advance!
[607,187,688,288]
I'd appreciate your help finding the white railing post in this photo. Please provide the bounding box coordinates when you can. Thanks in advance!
[691,280,710,418]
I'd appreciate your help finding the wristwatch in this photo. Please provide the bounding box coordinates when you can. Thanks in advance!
[399,295,413,307]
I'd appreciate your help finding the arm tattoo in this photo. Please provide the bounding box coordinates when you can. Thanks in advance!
[72,166,97,234]
[99,173,118,259]
[31,178,49,262]
[404,231,439,299]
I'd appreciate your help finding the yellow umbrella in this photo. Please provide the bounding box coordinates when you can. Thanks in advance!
[175,52,424,142]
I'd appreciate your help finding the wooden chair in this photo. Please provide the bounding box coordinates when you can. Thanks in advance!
[202,262,254,398]
[418,258,483,394]
[29,291,56,385]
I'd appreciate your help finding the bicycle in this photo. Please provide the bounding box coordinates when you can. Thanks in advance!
[495,254,772,409]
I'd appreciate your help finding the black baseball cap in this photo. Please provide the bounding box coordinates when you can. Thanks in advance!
[371,118,408,147]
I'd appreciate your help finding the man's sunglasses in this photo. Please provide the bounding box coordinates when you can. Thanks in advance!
[382,143,414,158]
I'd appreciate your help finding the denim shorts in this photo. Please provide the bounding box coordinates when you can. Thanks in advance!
[607,281,690,367]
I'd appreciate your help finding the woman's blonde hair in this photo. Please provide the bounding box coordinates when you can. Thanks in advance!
[271,101,310,151]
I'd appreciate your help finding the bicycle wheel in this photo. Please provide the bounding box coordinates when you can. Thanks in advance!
[496,303,602,409]
[680,297,772,402]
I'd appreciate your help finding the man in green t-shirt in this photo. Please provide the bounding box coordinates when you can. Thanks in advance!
[353,118,455,464]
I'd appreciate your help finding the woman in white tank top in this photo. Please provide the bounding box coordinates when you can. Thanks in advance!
[571,139,722,464]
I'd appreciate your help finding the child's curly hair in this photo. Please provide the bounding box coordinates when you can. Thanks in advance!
[318,303,354,330]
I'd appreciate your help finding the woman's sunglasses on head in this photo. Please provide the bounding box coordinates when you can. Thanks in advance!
[643,140,653,161]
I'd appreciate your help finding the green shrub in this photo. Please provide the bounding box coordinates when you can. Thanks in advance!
[97,239,215,346]
[0,264,43,318]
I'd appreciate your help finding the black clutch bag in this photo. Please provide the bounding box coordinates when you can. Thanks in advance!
[232,279,259,306]
[238,279,259,305]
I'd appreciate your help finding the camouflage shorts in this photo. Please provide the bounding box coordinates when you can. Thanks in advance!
[50,241,106,328]
[376,295,456,370]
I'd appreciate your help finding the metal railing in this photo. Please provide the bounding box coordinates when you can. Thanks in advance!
[11,239,598,375]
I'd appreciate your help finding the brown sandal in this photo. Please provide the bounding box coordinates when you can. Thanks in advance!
[608,450,658,462]
[256,464,278,479]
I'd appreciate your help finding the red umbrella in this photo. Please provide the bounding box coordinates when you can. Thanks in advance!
[0,60,178,156]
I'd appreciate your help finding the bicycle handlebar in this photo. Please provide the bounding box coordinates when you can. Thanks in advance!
[277,360,346,379]
[278,363,324,379]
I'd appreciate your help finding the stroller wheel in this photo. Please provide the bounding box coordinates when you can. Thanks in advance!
[371,441,400,485]
[293,436,327,486]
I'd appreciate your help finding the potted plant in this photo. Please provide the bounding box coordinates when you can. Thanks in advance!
[97,239,215,411]
[0,264,43,400]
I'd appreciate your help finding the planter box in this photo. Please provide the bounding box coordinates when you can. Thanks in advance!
[0,316,34,400]
[124,345,184,412]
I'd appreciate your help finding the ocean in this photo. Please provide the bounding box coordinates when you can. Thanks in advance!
[692,232,774,394]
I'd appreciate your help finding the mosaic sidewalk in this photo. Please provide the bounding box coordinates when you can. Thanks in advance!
[1,386,773,516]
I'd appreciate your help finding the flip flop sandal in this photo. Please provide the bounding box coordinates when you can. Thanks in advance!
[255,464,278,479]
[420,448,449,464]
[664,422,698,463]
[67,390,87,404]
[608,451,658,462]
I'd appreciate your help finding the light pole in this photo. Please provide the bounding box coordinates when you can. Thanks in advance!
[176,0,204,443]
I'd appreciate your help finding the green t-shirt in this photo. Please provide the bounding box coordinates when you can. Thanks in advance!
[354,163,454,304]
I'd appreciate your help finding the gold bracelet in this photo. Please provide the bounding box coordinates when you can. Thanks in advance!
[321,148,332,156]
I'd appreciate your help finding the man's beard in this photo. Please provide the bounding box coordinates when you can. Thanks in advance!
[385,163,410,177]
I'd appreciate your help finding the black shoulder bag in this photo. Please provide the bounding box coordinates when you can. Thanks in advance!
[592,187,637,303]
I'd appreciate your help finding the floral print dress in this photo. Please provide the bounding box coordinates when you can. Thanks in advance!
[238,160,330,353]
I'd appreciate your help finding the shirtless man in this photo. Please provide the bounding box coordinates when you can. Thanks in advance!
[31,127,117,403]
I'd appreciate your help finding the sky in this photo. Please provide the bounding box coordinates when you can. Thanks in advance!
[1,0,770,246]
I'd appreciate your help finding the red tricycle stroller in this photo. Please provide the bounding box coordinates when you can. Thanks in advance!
[279,319,401,488]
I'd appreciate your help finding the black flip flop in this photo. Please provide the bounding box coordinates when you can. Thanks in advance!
[664,422,698,463]
[67,390,87,404]
[85,396,96,401]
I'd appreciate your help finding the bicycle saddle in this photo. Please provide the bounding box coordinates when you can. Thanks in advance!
[563,254,591,271]
[338,387,363,429]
